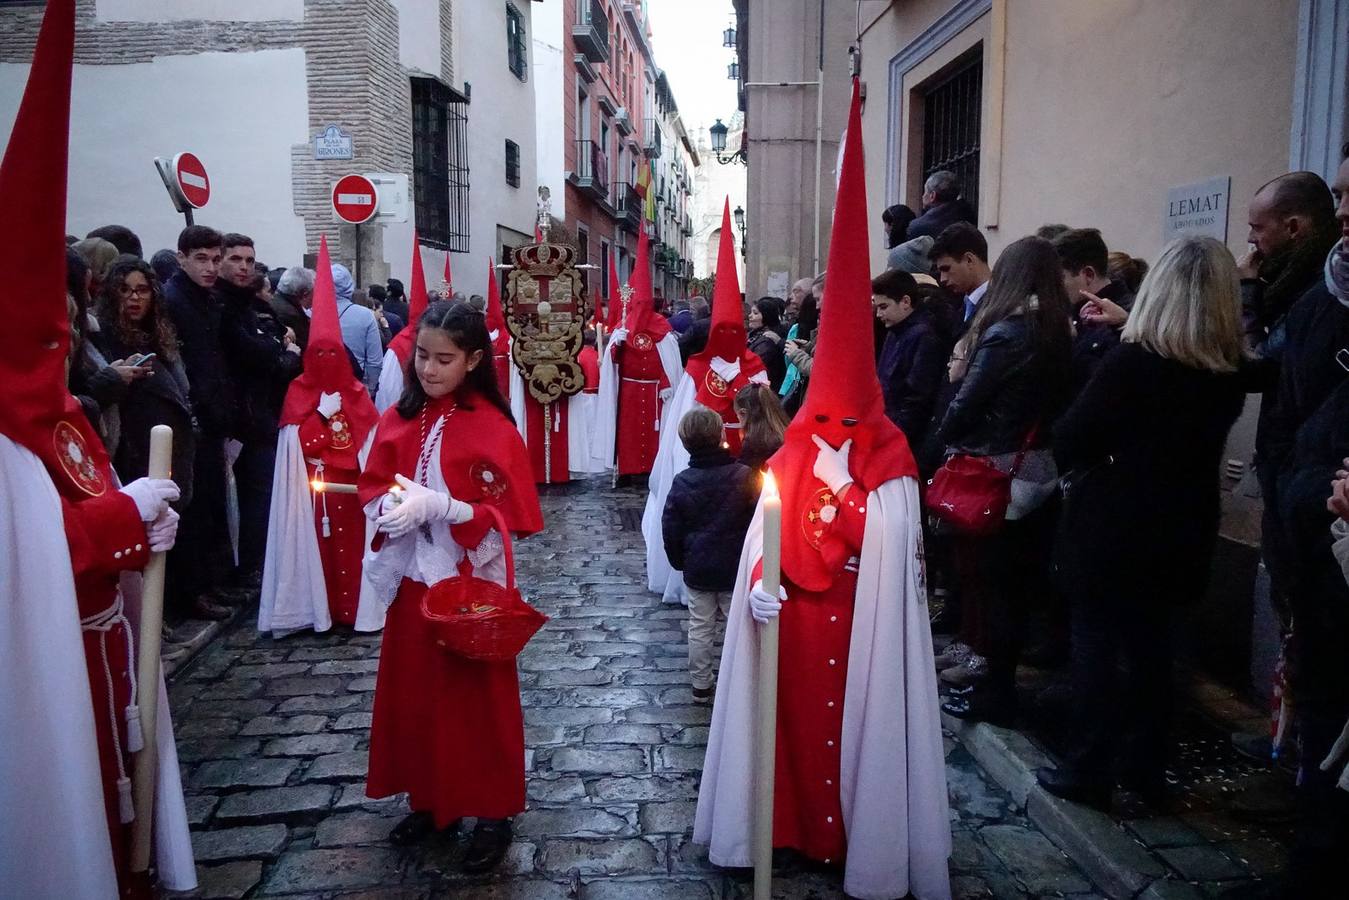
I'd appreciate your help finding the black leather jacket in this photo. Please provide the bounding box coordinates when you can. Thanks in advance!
[938,314,1069,456]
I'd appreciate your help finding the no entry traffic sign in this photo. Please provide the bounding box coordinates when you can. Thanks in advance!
[332,174,379,225]
[173,152,210,208]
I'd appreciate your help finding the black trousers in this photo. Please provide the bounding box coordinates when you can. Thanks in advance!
[233,438,277,580]
[972,500,1058,694]
[1062,588,1172,786]
[167,430,229,612]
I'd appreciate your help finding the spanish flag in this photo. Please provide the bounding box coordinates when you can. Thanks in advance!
[636,160,655,222]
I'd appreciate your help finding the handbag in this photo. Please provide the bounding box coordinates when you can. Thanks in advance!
[420,505,548,662]
[925,428,1036,536]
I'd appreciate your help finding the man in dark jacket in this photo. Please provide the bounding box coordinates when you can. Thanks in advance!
[906,170,977,242]
[1259,149,1349,893]
[1053,228,1135,393]
[271,265,315,350]
[162,224,233,621]
[384,277,410,326]
[871,269,948,447]
[218,233,303,589]
[662,407,758,702]
[677,296,712,364]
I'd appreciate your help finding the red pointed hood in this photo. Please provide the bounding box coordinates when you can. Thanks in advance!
[388,231,431,367]
[766,79,917,592]
[686,200,764,407]
[485,257,510,353]
[0,1,118,499]
[280,237,378,446]
[622,226,670,339]
[444,253,453,293]
[606,251,623,330]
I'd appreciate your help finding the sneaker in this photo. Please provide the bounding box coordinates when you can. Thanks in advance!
[933,642,973,672]
[939,654,989,687]
[692,685,715,704]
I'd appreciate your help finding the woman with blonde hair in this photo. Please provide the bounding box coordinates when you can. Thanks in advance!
[1037,235,1247,811]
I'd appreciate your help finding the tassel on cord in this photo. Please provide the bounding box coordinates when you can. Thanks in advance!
[124,703,144,753]
[118,776,135,824]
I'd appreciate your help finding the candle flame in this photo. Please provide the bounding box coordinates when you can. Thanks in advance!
[762,469,778,499]
[310,479,324,492]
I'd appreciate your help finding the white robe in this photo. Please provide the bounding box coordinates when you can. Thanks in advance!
[641,359,767,604]
[259,426,383,636]
[0,437,196,897]
[694,479,952,900]
[375,347,404,414]
[592,328,683,470]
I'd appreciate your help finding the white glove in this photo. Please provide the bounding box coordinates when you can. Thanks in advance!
[811,435,854,494]
[659,387,674,402]
[286,342,302,355]
[120,477,180,522]
[146,506,180,553]
[749,580,787,624]
[318,391,342,418]
[375,474,473,538]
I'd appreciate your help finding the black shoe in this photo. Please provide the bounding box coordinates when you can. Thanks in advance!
[1035,766,1112,811]
[692,685,715,704]
[941,687,1017,727]
[389,811,452,846]
[461,818,513,873]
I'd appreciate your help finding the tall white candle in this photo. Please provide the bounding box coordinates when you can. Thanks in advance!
[754,468,782,900]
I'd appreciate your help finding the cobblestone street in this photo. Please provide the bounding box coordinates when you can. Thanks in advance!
[169,477,1099,899]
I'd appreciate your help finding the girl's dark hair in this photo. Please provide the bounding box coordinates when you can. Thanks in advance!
[752,297,781,331]
[396,300,515,423]
[882,203,917,248]
[98,255,180,363]
[795,295,819,338]
[734,383,789,467]
[966,235,1072,369]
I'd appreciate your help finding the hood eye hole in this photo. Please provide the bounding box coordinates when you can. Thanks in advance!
[814,414,829,424]
[842,418,859,427]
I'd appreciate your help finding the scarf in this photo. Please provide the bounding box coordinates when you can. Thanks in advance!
[1326,238,1349,308]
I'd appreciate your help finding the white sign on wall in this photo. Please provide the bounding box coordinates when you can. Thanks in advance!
[1163,175,1231,243]
[314,125,354,160]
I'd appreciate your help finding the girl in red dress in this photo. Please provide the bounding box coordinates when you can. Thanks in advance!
[358,301,543,871]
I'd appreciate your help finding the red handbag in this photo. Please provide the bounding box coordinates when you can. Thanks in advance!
[420,505,548,662]
[925,430,1036,536]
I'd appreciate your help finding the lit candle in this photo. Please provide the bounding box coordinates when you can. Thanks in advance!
[760,469,781,598]
[310,479,360,495]
[754,467,782,900]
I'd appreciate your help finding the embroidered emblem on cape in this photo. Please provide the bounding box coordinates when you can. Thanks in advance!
[801,487,837,550]
[703,369,729,398]
[631,332,654,352]
[471,461,509,499]
[54,420,107,497]
[328,411,353,450]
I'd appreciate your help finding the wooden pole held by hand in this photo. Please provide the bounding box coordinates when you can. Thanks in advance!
[131,424,173,873]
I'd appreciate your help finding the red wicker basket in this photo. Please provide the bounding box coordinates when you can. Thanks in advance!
[420,505,547,662]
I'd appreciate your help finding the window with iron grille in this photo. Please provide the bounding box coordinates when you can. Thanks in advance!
[412,77,470,252]
[921,52,982,218]
[506,3,527,81]
[505,139,521,188]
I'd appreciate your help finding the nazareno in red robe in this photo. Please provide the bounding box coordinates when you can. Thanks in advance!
[613,330,672,475]
[358,389,543,825]
[296,411,368,625]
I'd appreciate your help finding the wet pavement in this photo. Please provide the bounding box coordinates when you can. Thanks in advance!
[168,476,1100,898]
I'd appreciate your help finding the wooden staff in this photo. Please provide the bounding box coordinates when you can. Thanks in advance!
[131,424,173,872]
[754,470,783,899]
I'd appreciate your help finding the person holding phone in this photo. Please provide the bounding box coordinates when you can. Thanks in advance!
[98,256,197,511]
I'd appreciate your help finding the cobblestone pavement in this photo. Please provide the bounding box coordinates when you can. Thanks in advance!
[168,477,1099,899]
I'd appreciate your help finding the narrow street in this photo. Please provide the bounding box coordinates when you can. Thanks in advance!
[170,477,1099,899]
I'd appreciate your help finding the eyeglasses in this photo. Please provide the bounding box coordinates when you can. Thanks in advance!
[118,285,154,299]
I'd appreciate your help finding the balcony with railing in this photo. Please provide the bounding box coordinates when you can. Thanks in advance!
[573,0,610,63]
[643,118,662,158]
[572,140,609,201]
[617,183,642,231]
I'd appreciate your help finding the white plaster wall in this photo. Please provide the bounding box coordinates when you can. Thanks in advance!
[96,0,304,23]
[532,0,566,212]
[690,118,746,284]
[390,0,442,74]
[0,48,309,267]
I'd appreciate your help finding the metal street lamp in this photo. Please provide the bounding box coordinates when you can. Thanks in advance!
[723,24,737,48]
[708,118,746,166]
[727,60,740,81]
[733,205,746,257]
